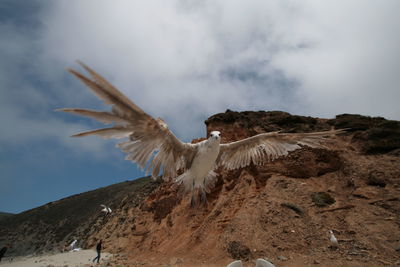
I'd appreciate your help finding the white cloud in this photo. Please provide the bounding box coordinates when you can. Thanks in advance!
[40,1,399,142]
[271,1,400,119]
[2,0,399,152]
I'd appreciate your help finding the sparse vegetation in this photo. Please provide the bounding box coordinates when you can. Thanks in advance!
[281,202,304,215]
[311,192,336,207]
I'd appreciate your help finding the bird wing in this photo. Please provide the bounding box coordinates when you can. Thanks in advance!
[58,61,197,179]
[217,129,344,170]
[100,204,106,208]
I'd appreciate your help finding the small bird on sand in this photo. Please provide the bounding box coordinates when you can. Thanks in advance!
[329,230,339,247]
[100,204,112,214]
[59,62,345,205]
[69,239,77,250]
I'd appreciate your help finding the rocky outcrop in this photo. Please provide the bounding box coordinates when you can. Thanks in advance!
[2,111,399,266]
[90,111,400,266]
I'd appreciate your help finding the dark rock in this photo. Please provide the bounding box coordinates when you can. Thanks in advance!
[311,192,335,207]
[367,170,387,187]
[281,202,304,215]
[329,114,400,154]
[328,113,386,131]
[227,241,252,261]
[206,110,329,137]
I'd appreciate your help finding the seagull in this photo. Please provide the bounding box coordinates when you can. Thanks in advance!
[100,204,112,214]
[58,62,345,205]
[329,230,339,248]
[69,239,77,250]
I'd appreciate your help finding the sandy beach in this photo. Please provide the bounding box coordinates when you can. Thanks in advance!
[0,249,112,267]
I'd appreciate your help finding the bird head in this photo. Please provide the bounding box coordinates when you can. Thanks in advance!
[209,131,221,141]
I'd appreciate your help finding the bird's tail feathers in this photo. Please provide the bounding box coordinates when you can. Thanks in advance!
[175,172,193,193]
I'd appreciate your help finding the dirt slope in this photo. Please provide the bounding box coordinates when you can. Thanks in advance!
[0,177,160,256]
[1,111,399,266]
[88,111,400,266]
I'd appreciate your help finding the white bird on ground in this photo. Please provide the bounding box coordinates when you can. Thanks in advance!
[100,204,112,214]
[59,62,345,205]
[227,260,243,267]
[69,239,77,250]
[329,230,339,247]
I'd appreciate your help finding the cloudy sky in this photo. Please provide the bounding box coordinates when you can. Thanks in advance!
[1,0,399,213]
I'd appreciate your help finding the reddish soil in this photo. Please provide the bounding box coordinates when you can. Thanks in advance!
[2,111,399,266]
[88,111,400,266]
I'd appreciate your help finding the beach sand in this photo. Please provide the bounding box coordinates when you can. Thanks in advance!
[0,249,112,267]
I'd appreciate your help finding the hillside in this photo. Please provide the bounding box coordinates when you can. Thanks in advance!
[0,176,160,256]
[0,212,14,221]
[1,111,399,266]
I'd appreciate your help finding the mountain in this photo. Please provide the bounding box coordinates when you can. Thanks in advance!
[0,212,14,221]
[1,111,399,266]
[0,176,160,256]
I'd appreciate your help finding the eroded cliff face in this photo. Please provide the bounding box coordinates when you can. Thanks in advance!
[86,111,400,266]
[1,111,398,266]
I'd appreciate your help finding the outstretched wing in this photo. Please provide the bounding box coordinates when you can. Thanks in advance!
[58,61,197,179]
[217,129,344,170]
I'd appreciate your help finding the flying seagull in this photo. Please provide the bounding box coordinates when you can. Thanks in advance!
[100,204,112,214]
[58,62,344,205]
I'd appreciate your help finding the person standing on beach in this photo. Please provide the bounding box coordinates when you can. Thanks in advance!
[92,240,102,263]
[0,244,9,262]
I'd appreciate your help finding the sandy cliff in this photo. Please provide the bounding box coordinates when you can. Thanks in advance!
[1,111,399,266]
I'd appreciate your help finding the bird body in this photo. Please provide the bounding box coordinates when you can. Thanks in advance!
[191,133,220,184]
[59,62,345,204]
[178,132,220,188]
[174,131,221,204]
[100,204,112,214]
[329,230,339,247]
[69,240,77,250]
